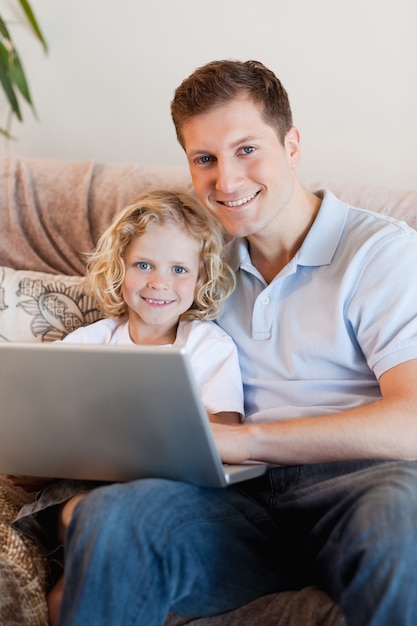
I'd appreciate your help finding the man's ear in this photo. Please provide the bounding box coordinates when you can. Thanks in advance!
[285,126,301,169]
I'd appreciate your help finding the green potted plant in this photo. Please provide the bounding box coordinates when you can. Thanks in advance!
[0,0,47,138]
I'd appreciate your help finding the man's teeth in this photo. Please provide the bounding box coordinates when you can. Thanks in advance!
[223,192,257,208]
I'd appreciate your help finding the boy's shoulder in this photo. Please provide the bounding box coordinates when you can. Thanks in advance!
[177,319,234,345]
[63,317,126,344]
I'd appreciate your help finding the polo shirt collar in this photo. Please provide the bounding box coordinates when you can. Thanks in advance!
[227,189,348,272]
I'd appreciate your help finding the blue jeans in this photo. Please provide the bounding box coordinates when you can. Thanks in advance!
[58,460,417,626]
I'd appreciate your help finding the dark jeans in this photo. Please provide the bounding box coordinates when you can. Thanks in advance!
[58,460,417,626]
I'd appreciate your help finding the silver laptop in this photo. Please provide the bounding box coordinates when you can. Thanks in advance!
[0,342,267,488]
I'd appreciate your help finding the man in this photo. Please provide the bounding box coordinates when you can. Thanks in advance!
[58,60,417,626]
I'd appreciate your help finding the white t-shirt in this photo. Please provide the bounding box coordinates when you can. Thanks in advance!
[63,317,244,417]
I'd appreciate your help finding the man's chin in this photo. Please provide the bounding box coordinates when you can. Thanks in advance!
[223,223,255,239]
[207,210,246,235]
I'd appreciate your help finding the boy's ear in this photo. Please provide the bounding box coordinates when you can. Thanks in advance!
[285,126,301,169]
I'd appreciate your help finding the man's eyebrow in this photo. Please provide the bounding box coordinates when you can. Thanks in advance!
[230,135,259,148]
[187,136,260,159]
[186,148,210,159]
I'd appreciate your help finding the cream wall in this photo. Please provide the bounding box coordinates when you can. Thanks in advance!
[0,0,416,188]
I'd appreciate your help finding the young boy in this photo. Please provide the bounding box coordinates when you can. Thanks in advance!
[14,189,243,624]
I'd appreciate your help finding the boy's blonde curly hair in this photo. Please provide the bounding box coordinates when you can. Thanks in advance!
[86,189,235,321]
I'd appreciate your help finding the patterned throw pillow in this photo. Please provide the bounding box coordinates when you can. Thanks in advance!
[0,267,102,343]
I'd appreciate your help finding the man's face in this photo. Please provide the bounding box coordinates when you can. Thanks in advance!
[182,96,301,240]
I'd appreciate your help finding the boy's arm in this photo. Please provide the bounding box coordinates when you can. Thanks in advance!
[208,411,242,425]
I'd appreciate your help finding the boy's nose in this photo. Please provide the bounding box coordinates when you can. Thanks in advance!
[148,272,169,290]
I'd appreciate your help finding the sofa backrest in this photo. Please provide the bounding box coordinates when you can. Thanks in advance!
[0,156,416,344]
[0,157,193,275]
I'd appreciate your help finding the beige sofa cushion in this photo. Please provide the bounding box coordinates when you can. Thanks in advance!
[0,478,49,626]
[166,586,344,626]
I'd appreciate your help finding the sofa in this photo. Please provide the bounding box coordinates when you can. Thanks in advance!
[1,155,416,625]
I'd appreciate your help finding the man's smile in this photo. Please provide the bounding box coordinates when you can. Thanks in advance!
[219,191,259,208]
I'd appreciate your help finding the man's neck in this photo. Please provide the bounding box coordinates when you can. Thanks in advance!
[248,188,321,283]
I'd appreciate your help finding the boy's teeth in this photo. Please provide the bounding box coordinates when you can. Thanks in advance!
[223,192,256,207]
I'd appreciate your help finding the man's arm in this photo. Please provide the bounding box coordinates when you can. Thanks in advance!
[211,359,417,465]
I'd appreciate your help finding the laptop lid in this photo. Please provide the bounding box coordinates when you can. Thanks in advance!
[0,342,267,488]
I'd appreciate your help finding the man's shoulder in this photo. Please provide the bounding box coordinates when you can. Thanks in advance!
[319,189,417,247]
[322,188,414,232]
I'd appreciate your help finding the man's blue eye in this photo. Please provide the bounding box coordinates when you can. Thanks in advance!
[198,155,211,164]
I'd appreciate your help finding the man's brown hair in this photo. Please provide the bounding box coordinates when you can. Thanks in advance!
[171,59,293,148]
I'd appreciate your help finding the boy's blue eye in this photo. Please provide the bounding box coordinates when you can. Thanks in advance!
[173,266,186,274]
[137,262,150,270]
[242,146,254,154]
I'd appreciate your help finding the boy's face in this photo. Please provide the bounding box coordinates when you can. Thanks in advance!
[182,96,301,240]
[122,222,200,342]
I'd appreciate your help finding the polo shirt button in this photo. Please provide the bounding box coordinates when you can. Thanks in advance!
[260,296,270,305]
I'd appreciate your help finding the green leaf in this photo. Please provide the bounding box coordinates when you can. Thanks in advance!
[0,40,10,67]
[0,42,22,120]
[0,1,48,135]
[0,65,22,120]
[9,48,33,106]
[0,15,12,41]
[17,0,48,53]
[0,126,15,140]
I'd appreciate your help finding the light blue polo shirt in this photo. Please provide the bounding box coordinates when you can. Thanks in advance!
[217,190,417,422]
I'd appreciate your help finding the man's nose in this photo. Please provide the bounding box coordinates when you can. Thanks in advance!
[215,159,243,195]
